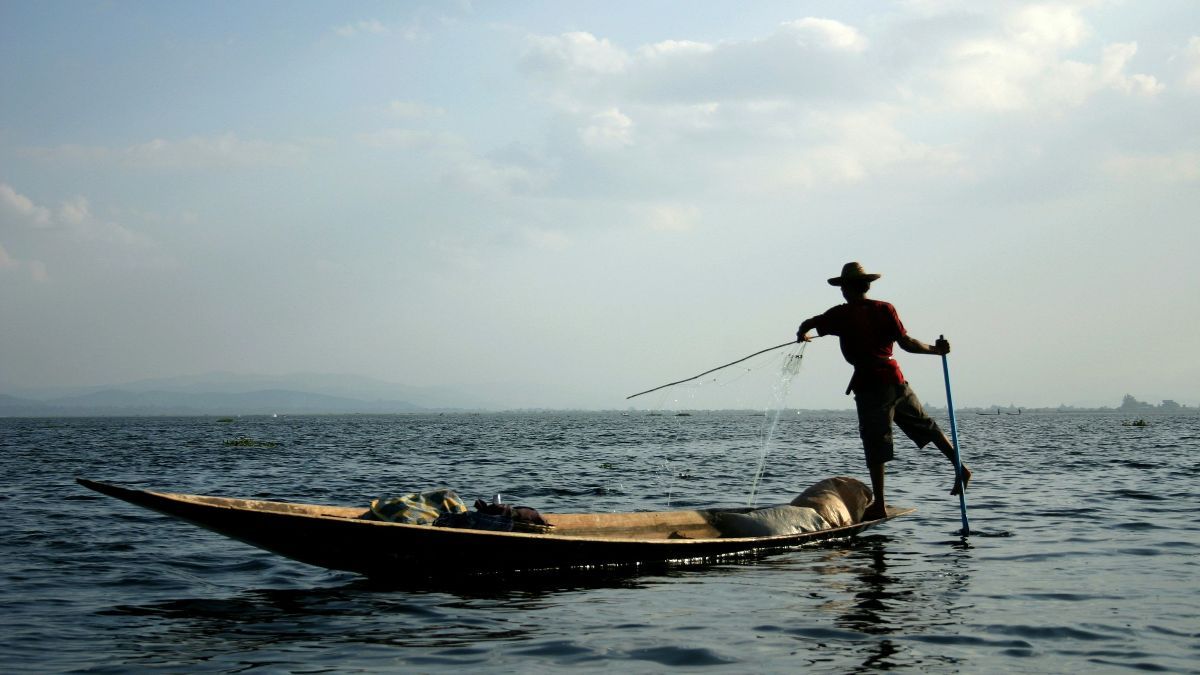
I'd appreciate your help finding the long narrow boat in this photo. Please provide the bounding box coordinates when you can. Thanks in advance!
[78,478,913,577]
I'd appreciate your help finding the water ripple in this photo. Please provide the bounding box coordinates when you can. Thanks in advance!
[0,411,1196,673]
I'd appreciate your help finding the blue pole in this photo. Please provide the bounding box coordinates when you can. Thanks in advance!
[939,335,971,536]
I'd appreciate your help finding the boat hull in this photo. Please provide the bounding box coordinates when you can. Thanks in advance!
[77,478,912,577]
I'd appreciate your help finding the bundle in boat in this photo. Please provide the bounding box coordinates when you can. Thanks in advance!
[362,487,554,534]
[708,476,873,538]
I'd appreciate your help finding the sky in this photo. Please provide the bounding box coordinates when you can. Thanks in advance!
[1,0,1198,410]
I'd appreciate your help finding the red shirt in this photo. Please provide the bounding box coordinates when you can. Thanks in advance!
[808,299,906,392]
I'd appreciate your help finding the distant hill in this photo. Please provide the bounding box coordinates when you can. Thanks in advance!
[12,372,499,407]
[0,394,56,416]
[0,388,431,416]
[1,371,515,416]
[1,369,628,413]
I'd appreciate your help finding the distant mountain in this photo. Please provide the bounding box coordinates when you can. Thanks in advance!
[0,394,56,416]
[7,372,504,412]
[2,370,635,414]
[0,388,432,416]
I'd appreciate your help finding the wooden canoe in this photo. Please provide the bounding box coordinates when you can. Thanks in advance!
[77,478,913,577]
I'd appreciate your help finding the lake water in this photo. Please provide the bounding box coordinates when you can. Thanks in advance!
[1,411,1196,673]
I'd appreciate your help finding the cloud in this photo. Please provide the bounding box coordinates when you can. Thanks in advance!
[522,31,630,78]
[1103,152,1200,183]
[1098,43,1164,96]
[427,234,486,271]
[0,242,48,282]
[520,7,1160,120]
[333,16,429,41]
[334,19,390,38]
[355,127,463,151]
[441,154,547,196]
[794,109,962,185]
[24,134,308,169]
[502,4,1175,218]
[521,227,570,250]
[1182,36,1200,91]
[0,182,171,276]
[637,40,714,59]
[580,108,634,150]
[516,19,888,188]
[386,100,446,119]
[355,125,548,198]
[524,21,876,107]
[54,196,151,248]
[935,7,1161,111]
[1,183,52,226]
[645,204,700,232]
[1007,4,1088,50]
[781,18,868,52]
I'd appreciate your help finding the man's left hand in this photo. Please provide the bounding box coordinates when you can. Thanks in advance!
[934,337,951,355]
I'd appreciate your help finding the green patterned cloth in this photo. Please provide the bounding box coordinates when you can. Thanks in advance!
[366,488,468,524]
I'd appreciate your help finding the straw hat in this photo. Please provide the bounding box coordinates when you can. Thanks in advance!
[827,262,881,286]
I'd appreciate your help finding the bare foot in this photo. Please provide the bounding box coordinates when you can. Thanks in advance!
[950,464,972,496]
[862,504,887,521]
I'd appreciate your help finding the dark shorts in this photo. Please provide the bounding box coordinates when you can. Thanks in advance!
[854,381,942,465]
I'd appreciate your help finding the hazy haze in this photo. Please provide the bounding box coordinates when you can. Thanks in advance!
[2,1,1197,410]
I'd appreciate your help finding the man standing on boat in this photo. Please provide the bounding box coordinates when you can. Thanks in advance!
[796,262,971,521]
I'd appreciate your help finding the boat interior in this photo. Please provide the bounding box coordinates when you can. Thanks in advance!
[160,491,877,541]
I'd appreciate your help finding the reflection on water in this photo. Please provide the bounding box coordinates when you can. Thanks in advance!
[97,567,677,666]
[814,533,983,671]
[840,539,902,636]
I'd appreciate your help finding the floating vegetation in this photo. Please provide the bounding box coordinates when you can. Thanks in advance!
[599,462,616,470]
[216,417,236,423]
[1121,419,1149,427]
[223,436,280,448]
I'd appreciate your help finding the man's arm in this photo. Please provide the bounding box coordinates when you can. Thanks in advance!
[897,334,950,356]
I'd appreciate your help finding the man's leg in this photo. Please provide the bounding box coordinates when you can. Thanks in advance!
[864,461,887,520]
[893,385,973,495]
[855,385,896,520]
[931,431,972,495]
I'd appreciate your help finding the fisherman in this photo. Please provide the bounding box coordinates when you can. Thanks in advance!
[796,262,971,520]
